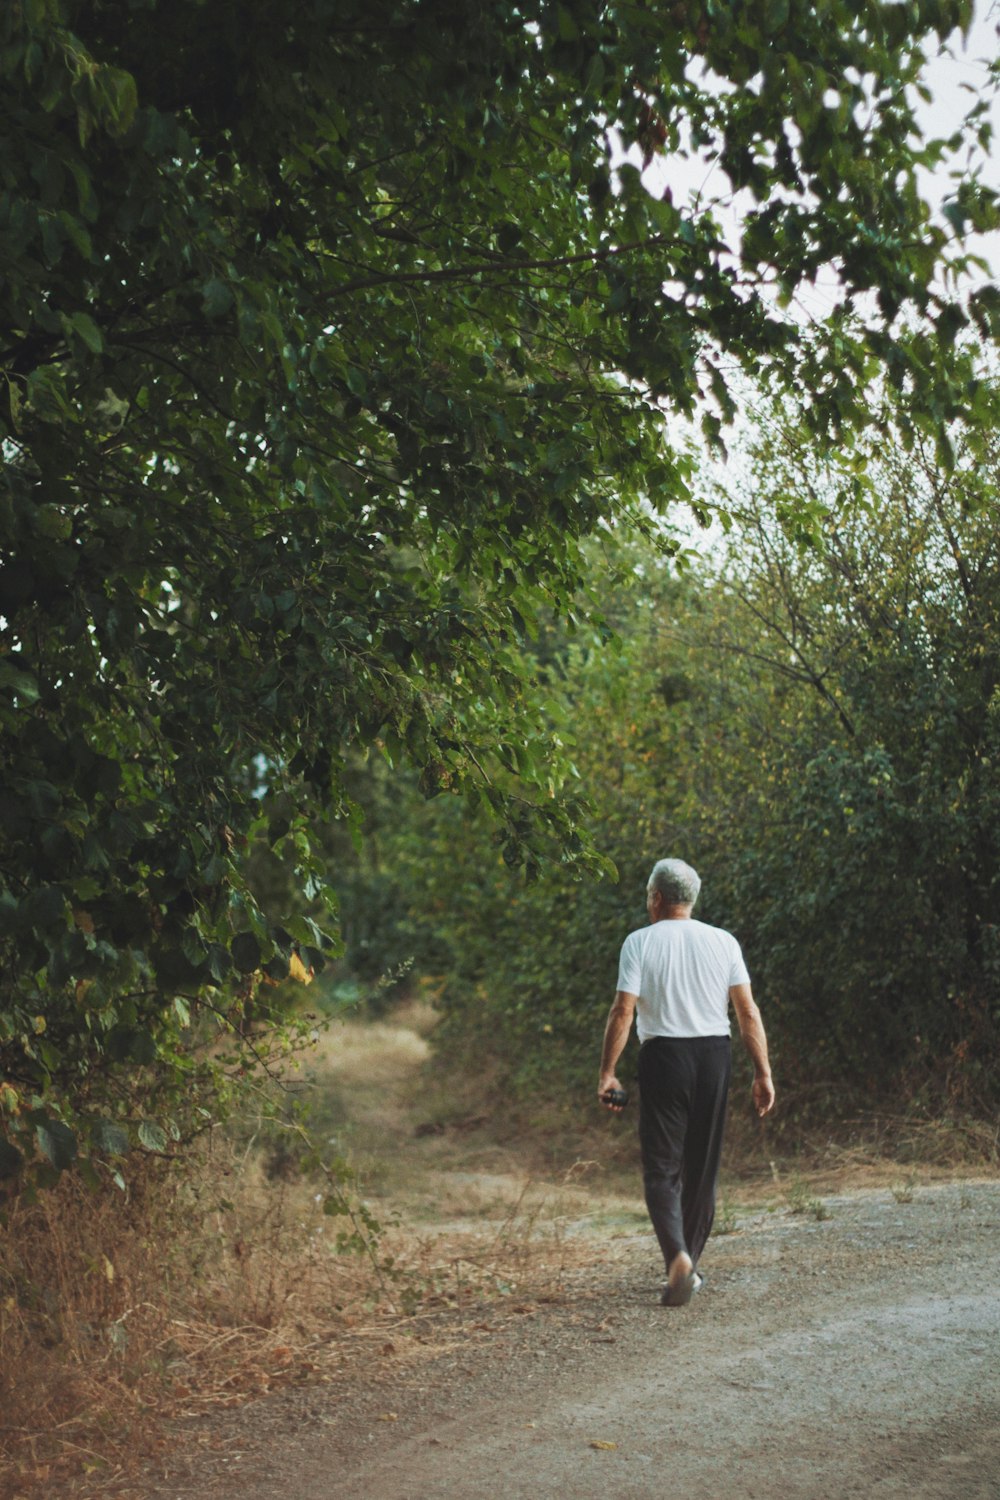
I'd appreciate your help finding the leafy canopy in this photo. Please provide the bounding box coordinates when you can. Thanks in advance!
[1,0,997,1177]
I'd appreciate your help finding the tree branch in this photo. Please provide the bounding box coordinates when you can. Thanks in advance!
[326,234,680,298]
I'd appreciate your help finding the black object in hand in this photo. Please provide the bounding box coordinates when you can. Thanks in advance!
[602,1087,629,1108]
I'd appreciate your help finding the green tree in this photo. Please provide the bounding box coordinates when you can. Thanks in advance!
[703,407,1000,1112]
[361,403,1000,1117]
[2,0,998,1178]
[325,553,745,1094]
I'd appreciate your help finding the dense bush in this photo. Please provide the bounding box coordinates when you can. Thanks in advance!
[703,416,1000,1112]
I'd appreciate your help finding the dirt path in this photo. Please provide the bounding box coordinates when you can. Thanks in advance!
[145,1177,1000,1499]
[129,1014,1000,1499]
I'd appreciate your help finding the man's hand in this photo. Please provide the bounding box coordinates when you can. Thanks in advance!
[597,1073,627,1111]
[752,1072,775,1117]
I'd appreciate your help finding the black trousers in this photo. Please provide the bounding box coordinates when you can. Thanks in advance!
[637,1035,732,1272]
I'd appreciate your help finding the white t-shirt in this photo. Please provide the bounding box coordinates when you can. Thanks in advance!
[616,918,750,1042]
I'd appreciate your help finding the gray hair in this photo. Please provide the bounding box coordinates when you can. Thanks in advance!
[647,858,701,906]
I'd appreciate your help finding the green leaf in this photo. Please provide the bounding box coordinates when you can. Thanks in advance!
[202,278,234,317]
[0,1140,24,1178]
[205,943,231,983]
[264,952,290,982]
[65,310,104,354]
[92,1120,129,1156]
[0,661,40,703]
[26,884,67,933]
[34,503,73,540]
[106,1025,158,1064]
[497,222,522,253]
[137,1120,167,1153]
[763,0,790,32]
[36,1119,78,1170]
[231,932,261,972]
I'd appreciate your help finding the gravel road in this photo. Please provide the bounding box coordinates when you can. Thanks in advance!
[147,1179,1000,1500]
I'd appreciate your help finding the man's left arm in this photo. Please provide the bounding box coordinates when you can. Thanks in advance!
[597,990,637,1111]
[730,983,775,1117]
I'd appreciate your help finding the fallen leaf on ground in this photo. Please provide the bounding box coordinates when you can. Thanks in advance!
[589,1440,618,1451]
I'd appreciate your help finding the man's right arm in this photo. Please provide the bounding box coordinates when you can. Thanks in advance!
[597,989,637,1110]
[729,983,775,1117]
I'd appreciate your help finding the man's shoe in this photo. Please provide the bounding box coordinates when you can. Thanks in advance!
[660,1270,696,1307]
[659,1266,707,1302]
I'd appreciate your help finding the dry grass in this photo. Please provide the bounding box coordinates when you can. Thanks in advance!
[0,1144,589,1497]
[0,1010,622,1498]
[0,1169,171,1495]
[3,1004,998,1497]
[722,1078,1000,1180]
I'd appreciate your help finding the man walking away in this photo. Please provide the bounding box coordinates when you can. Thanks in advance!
[597,858,775,1306]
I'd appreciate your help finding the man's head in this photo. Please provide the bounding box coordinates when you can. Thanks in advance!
[646,857,701,911]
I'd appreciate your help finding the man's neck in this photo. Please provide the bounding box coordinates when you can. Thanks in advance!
[655,903,694,922]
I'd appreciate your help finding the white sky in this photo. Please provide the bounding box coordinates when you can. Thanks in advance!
[620,0,1000,321]
[616,2,1000,550]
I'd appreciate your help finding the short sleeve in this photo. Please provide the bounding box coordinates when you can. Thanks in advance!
[616,930,643,994]
[729,936,750,988]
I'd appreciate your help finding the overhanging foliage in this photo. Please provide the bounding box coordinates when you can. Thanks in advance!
[1,0,997,1179]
